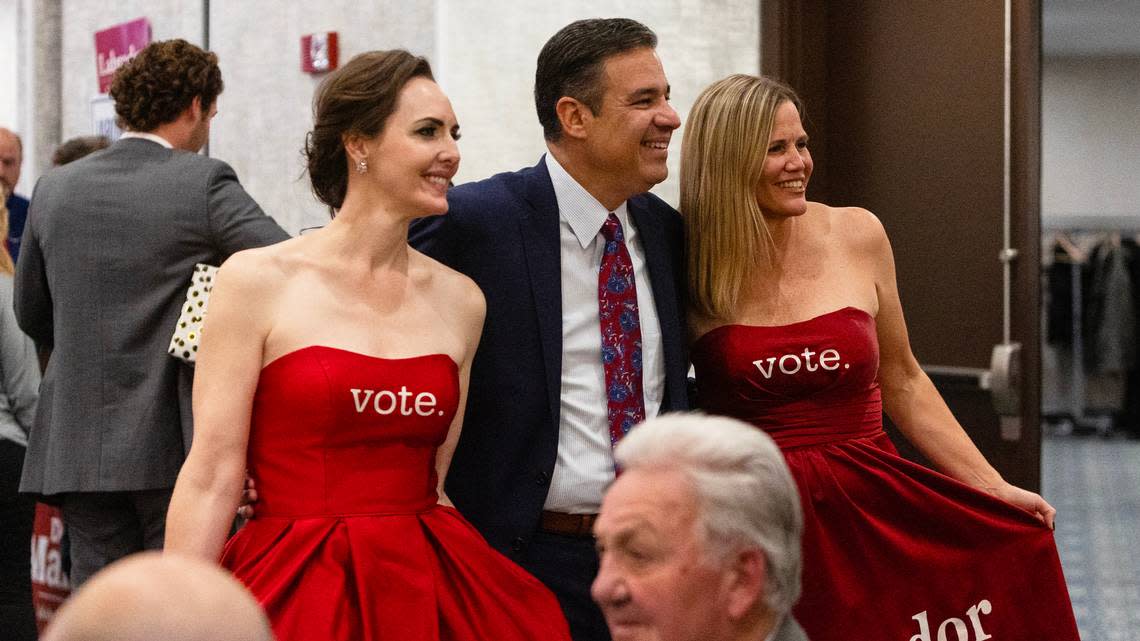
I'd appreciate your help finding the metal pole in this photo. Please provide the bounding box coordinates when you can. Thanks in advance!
[202,0,210,157]
[1001,0,1014,344]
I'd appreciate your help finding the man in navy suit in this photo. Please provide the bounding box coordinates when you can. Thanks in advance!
[411,18,687,641]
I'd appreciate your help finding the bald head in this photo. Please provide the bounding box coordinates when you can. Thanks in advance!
[44,552,274,641]
[0,127,21,194]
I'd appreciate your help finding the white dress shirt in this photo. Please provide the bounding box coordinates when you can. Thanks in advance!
[543,153,665,513]
[119,131,173,148]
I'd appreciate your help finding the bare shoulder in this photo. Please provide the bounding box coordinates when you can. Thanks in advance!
[823,203,885,237]
[215,236,310,298]
[819,203,889,255]
[412,250,486,326]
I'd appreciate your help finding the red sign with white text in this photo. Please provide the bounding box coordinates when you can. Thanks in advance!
[94,17,152,94]
[30,504,70,633]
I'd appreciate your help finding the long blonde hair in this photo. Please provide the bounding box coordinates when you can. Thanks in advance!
[680,74,803,320]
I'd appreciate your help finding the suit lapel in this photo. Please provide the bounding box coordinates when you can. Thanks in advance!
[518,159,563,422]
[629,199,685,408]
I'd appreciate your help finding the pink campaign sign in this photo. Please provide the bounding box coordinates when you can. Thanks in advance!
[94,17,152,94]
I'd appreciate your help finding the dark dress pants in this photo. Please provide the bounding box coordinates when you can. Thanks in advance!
[0,439,37,641]
[60,488,173,587]
[519,530,610,641]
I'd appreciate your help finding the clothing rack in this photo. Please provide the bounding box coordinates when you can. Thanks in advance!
[1042,222,1140,437]
[1044,243,1109,434]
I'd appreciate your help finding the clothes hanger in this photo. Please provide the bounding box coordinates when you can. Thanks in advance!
[1053,231,1086,263]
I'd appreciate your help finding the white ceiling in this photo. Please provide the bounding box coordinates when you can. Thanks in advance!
[1044,0,1140,57]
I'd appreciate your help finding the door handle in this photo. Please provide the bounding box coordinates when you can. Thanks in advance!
[921,342,1022,442]
[989,342,1021,416]
[921,365,992,386]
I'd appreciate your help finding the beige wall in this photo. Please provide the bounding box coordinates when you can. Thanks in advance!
[210,1,437,233]
[438,0,760,208]
[0,2,18,132]
[27,1,761,231]
[23,4,1140,232]
[1042,56,1140,225]
[11,0,62,197]
[59,2,204,141]
[51,1,438,233]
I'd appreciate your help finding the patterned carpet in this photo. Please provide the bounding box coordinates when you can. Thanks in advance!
[1043,434,1140,640]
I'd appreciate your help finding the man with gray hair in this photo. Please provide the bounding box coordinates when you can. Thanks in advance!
[592,413,808,641]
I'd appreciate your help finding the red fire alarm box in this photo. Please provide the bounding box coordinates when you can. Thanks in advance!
[301,32,338,73]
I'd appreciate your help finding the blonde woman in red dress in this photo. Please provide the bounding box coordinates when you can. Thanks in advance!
[682,74,1078,641]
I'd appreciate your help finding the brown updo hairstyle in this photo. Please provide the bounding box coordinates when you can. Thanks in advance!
[304,50,434,213]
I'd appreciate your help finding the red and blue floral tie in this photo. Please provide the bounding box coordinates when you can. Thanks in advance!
[598,213,645,450]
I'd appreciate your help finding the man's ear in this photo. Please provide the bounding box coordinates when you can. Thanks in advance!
[186,96,203,123]
[724,548,767,621]
[554,96,593,141]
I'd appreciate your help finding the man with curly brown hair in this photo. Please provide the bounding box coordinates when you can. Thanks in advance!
[13,38,288,586]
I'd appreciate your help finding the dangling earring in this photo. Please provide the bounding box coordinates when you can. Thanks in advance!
[355,158,368,174]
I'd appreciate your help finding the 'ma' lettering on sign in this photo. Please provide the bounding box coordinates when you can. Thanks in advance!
[30,515,70,590]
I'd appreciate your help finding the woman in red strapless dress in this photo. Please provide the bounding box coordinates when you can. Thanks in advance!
[680,75,1079,641]
[164,51,570,641]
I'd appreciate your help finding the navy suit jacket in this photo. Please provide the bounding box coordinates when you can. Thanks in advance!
[410,158,689,555]
[5,192,29,262]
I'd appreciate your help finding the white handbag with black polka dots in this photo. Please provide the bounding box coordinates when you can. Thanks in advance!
[168,263,218,364]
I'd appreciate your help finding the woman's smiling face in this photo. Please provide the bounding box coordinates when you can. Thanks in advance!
[754,100,812,220]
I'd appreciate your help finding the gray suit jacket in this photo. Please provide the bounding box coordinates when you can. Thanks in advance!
[0,274,39,447]
[14,137,289,497]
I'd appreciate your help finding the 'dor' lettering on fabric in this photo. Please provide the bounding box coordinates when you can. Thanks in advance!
[910,599,994,641]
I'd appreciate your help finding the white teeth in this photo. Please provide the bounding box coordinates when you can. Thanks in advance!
[777,180,804,190]
[426,176,448,185]
[642,141,668,150]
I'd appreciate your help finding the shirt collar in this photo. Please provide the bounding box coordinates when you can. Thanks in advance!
[120,131,174,149]
[545,153,629,250]
[763,615,787,641]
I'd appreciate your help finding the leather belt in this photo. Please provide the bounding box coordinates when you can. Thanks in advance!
[539,511,598,538]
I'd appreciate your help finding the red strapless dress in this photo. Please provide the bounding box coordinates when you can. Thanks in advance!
[220,346,571,641]
[692,308,1079,641]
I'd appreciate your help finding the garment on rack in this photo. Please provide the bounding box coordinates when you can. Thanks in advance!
[1085,241,1135,374]
[1042,230,1139,425]
[1121,238,1140,436]
[1045,241,1078,347]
